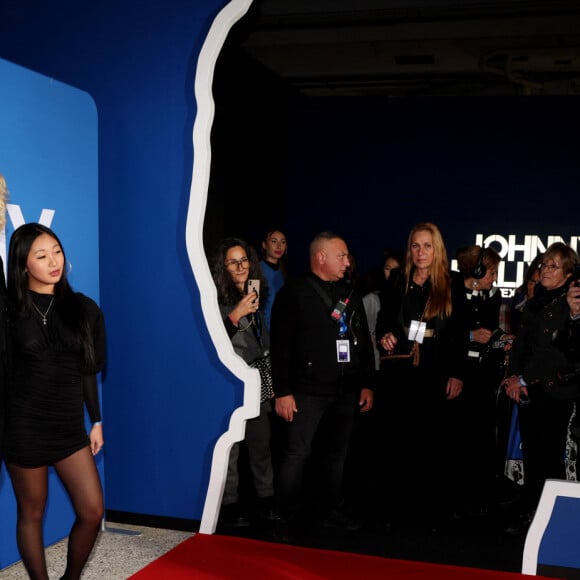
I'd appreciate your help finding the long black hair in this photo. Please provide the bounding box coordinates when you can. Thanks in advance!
[8,223,97,371]
[209,237,268,307]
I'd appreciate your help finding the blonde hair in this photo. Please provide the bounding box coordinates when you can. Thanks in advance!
[0,174,8,230]
[404,222,452,319]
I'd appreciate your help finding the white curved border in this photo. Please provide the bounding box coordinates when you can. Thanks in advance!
[185,0,259,534]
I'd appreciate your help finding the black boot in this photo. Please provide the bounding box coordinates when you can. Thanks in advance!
[219,502,250,528]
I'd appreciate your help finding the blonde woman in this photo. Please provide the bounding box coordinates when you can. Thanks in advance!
[375,222,466,530]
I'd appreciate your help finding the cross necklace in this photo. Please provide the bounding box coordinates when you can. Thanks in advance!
[32,297,55,326]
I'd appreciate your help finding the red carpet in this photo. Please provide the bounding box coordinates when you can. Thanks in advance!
[130,533,556,579]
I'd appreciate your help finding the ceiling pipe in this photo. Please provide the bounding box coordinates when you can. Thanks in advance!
[480,50,544,92]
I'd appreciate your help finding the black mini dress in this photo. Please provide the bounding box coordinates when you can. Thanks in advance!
[3,292,105,467]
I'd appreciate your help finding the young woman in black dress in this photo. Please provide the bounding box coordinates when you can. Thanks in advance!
[3,223,106,580]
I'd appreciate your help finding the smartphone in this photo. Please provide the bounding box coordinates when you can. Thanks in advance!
[247,279,260,298]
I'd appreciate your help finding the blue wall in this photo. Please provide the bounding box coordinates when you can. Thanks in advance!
[0,57,101,568]
[0,0,234,528]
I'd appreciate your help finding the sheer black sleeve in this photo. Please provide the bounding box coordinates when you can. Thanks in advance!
[78,294,105,422]
[83,374,101,423]
[77,293,106,373]
[91,305,106,373]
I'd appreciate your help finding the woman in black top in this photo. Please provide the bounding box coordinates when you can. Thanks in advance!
[503,242,580,530]
[376,222,466,526]
[3,223,106,580]
[454,245,510,514]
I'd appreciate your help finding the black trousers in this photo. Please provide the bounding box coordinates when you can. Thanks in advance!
[275,390,357,516]
[376,360,459,521]
[455,358,505,507]
[519,388,573,512]
[223,401,275,505]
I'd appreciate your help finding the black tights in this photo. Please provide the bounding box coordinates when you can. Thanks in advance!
[8,447,104,580]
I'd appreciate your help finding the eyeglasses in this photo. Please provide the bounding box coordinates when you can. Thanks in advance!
[540,263,561,272]
[225,257,249,271]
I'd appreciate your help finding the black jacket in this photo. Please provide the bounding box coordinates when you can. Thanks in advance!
[270,272,375,398]
[376,268,467,381]
[509,282,580,400]
[219,303,269,365]
[451,271,504,365]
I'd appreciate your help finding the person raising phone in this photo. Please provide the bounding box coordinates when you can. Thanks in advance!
[209,237,277,527]
[502,242,580,533]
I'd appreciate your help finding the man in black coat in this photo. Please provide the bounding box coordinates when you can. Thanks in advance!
[270,231,374,533]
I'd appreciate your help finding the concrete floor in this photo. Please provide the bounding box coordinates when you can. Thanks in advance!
[0,523,193,579]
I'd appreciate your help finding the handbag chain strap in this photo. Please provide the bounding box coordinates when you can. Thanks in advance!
[380,298,430,367]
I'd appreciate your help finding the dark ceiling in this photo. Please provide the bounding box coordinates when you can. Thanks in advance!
[238,0,580,97]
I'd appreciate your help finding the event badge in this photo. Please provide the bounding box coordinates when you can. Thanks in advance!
[408,320,427,344]
[336,339,350,363]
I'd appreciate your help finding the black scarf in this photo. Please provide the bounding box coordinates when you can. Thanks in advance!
[528,280,570,313]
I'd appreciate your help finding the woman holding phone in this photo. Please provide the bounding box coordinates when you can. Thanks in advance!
[209,237,277,527]
[503,242,580,533]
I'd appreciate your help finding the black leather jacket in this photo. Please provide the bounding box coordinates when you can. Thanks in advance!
[509,282,580,400]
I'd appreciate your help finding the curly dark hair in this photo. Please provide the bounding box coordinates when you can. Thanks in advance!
[209,237,268,306]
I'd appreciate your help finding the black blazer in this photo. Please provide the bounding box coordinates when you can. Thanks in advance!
[376,268,467,382]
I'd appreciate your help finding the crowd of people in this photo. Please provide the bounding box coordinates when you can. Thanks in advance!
[210,223,580,544]
[2,163,579,575]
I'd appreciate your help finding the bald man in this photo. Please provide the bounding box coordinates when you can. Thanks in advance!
[270,231,374,536]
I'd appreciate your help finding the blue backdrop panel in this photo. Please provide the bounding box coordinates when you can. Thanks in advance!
[284,96,580,280]
[0,0,241,528]
[540,496,580,569]
[0,58,99,568]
